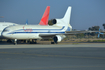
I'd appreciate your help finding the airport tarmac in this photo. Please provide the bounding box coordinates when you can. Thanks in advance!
[0,43,105,49]
[0,43,105,70]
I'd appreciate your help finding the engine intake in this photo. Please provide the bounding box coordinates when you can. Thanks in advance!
[53,35,66,44]
[52,19,57,24]
[48,19,57,25]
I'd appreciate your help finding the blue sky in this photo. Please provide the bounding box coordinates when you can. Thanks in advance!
[0,0,105,30]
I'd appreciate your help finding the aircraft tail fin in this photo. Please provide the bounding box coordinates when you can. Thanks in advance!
[26,19,28,25]
[63,6,72,27]
[63,6,72,31]
[39,6,50,25]
[52,6,72,31]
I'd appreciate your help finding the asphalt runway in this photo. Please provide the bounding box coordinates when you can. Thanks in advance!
[0,44,105,70]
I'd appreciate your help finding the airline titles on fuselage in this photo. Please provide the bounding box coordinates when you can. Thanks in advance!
[23,26,33,32]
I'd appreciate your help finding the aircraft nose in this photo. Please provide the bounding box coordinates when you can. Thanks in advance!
[1,31,4,36]
[1,32,7,38]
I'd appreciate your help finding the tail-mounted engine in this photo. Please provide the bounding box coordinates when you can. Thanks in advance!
[48,19,57,25]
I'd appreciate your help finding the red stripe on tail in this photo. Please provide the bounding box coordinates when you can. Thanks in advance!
[39,6,50,25]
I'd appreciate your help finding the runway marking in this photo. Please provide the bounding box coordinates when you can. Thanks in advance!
[0,52,105,60]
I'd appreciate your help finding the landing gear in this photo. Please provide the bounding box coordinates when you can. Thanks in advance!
[14,39,17,45]
[7,39,12,43]
[34,39,37,44]
[51,41,58,44]
[53,36,58,44]
[51,37,58,44]
[51,42,55,44]
[30,39,37,44]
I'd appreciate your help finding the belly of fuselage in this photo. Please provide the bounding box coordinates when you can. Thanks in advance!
[8,33,41,39]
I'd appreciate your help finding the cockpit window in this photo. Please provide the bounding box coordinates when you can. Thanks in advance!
[3,30,9,32]
[2,28,9,32]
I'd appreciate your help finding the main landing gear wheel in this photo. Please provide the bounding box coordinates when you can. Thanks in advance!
[7,39,12,43]
[30,39,37,44]
[14,39,17,45]
[52,36,58,44]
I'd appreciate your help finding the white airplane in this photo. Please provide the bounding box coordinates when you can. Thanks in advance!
[0,6,50,40]
[0,22,18,39]
[2,6,72,44]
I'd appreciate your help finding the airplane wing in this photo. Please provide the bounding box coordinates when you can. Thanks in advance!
[39,30,99,39]
[65,30,99,34]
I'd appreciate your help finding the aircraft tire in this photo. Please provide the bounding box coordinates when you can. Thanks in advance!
[51,42,55,44]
